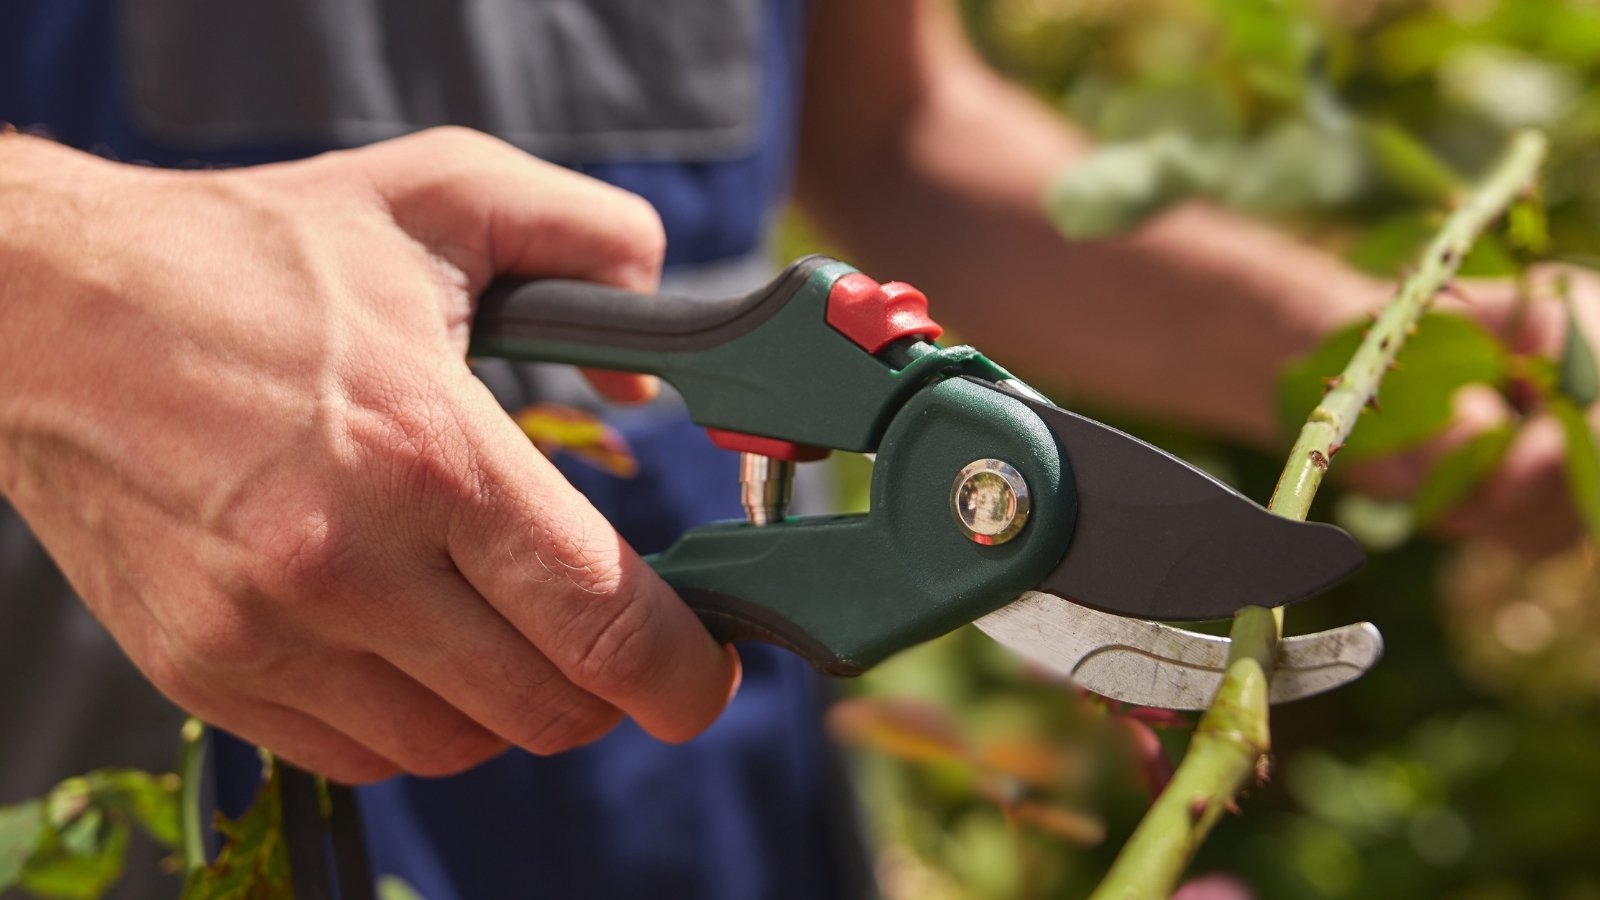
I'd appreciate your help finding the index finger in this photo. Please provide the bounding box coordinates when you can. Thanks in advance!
[445,375,738,742]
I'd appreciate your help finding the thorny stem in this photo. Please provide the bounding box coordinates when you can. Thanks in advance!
[1088,130,1547,899]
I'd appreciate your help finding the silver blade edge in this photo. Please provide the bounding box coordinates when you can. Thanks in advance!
[975,591,1384,711]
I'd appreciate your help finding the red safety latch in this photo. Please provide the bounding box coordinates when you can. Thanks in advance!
[825,273,944,354]
[706,428,831,463]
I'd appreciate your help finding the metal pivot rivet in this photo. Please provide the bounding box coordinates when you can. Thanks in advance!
[739,453,795,526]
[951,459,1030,545]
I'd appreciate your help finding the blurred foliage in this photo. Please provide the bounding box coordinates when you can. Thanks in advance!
[800,1,1600,897]
[0,770,181,898]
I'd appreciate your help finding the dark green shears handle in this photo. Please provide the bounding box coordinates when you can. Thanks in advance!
[471,257,1077,674]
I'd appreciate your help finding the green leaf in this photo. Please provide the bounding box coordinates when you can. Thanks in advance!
[0,800,45,889]
[1046,134,1226,238]
[1221,118,1366,213]
[1550,397,1600,547]
[1507,194,1550,256]
[55,807,104,860]
[19,820,129,900]
[378,874,429,900]
[6,772,168,900]
[1360,121,1461,204]
[1346,214,1435,276]
[181,755,292,900]
[1278,313,1507,459]
[1558,294,1599,407]
[1096,78,1244,142]
[1456,233,1519,278]
[84,770,182,850]
[0,769,181,899]
[1412,425,1517,526]
[1332,494,1416,552]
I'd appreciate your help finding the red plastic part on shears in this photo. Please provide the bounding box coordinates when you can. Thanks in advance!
[825,273,944,354]
[706,428,831,462]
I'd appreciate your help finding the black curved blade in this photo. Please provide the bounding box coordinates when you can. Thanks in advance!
[1007,391,1366,621]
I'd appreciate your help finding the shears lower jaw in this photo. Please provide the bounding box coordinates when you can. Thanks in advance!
[975,591,1384,711]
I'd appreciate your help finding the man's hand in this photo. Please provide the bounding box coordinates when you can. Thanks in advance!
[0,128,738,783]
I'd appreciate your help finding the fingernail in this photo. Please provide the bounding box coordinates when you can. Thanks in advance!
[724,644,743,704]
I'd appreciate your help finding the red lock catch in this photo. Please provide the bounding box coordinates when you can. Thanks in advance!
[825,273,943,354]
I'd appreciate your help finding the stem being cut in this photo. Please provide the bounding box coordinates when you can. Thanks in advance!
[1088,130,1547,900]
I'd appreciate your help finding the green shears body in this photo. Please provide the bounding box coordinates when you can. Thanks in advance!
[471,256,1078,674]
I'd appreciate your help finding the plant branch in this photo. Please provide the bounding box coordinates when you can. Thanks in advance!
[179,718,208,873]
[1088,129,1547,900]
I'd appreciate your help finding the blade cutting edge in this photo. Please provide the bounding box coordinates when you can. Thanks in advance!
[974,591,1383,710]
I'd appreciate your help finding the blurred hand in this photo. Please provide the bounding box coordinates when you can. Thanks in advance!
[1347,265,1600,557]
[0,127,738,783]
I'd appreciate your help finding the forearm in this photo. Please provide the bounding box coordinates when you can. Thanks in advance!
[795,2,1383,445]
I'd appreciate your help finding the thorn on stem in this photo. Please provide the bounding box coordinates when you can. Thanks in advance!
[1256,754,1274,787]
[1329,443,1343,458]
[1387,359,1401,371]
[1310,449,1329,471]
[1225,800,1243,816]
[1188,797,1210,823]
[1366,394,1382,413]
[1321,375,1343,392]
[1379,336,1390,350]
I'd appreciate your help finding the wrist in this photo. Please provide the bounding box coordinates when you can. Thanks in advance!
[0,135,136,494]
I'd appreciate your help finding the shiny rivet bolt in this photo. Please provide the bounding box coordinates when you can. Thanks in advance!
[951,459,1031,546]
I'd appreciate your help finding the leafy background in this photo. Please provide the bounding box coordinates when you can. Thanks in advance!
[801,1,1600,898]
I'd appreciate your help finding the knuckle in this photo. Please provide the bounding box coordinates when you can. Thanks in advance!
[516,697,621,756]
[561,587,659,699]
[418,124,496,154]
[613,192,667,265]
[400,727,508,778]
[533,522,627,599]
[377,401,470,501]
[250,505,356,599]
[290,749,400,786]
[342,383,475,516]
[168,597,279,678]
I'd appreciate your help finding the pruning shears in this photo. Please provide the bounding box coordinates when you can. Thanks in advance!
[470,255,1383,711]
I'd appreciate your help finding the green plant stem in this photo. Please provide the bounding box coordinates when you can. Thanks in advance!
[179,718,208,873]
[1089,129,1547,900]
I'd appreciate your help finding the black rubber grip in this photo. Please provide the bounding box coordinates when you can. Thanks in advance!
[679,588,863,677]
[475,254,835,353]
[280,764,334,900]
